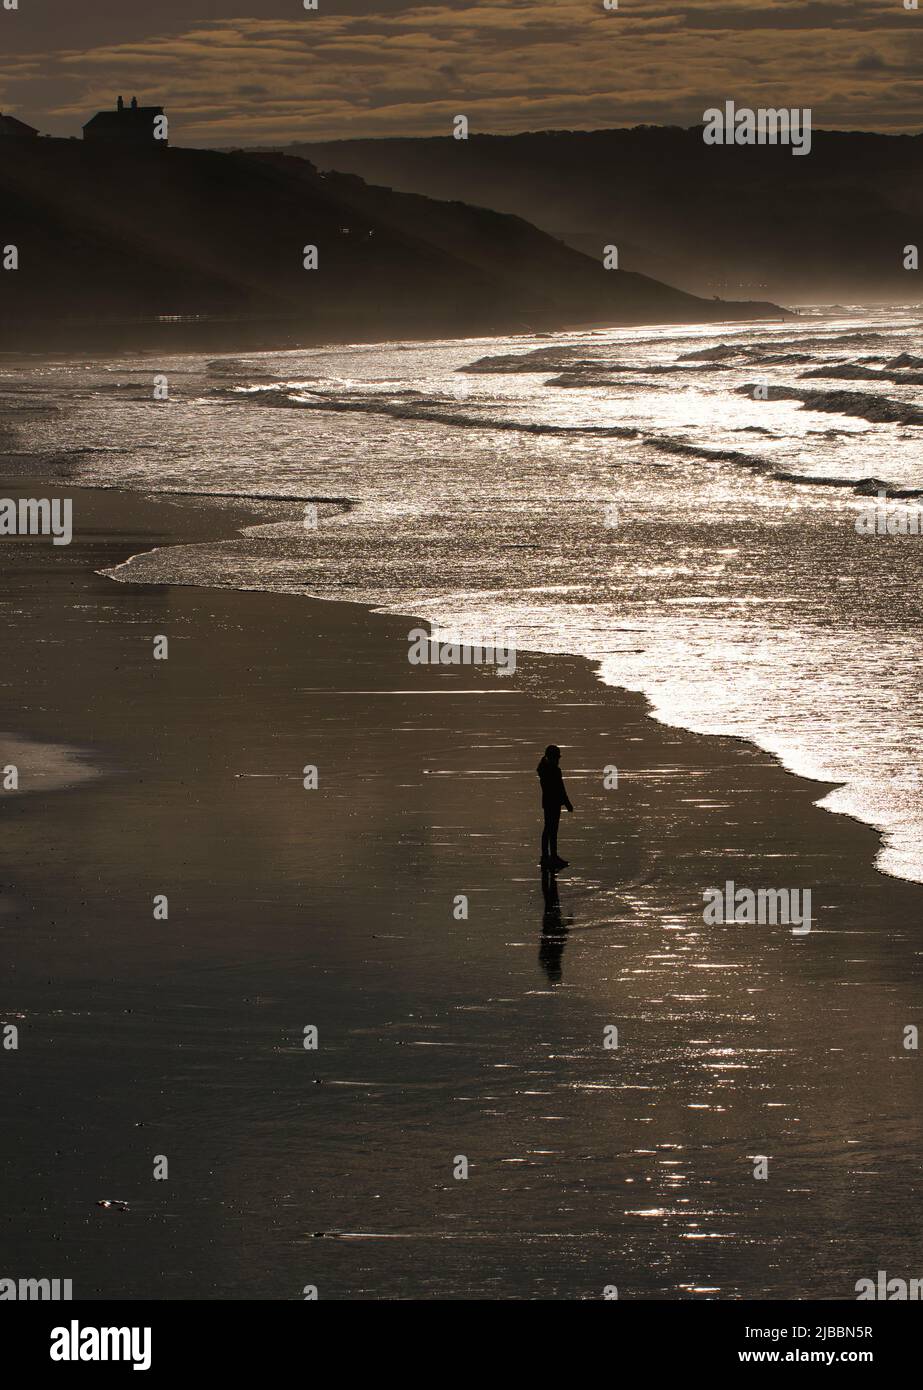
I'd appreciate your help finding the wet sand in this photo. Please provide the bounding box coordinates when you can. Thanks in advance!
[1,481,922,1300]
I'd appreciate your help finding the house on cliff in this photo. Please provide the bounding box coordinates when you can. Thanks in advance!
[83,97,167,147]
[0,113,39,139]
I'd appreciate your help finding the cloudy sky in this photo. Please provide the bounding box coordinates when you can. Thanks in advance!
[1,0,920,144]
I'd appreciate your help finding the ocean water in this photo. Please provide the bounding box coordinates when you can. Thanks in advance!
[3,305,923,881]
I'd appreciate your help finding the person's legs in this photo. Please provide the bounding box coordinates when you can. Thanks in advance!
[547,805,560,862]
[541,805,556,864]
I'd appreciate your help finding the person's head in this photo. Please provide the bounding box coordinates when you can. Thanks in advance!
[544,744,561,764]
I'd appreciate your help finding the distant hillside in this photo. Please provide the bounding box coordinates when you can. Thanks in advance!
[0,139,783,351]
[281,126,923,303]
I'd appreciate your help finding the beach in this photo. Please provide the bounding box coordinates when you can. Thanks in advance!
[2,480,922,1300]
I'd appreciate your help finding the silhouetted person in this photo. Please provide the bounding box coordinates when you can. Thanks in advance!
[537,743,573,869]
[539,865,573,982]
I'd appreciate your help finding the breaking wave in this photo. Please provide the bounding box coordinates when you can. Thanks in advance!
[736,383,923,426]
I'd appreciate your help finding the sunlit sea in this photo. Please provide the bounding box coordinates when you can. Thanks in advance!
[3,305,922,881]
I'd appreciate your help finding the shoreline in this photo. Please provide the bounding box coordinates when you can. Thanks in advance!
[0,305,798,360]
[83,481,918,892]
[2,478,923,1300]
[3,469,912,895]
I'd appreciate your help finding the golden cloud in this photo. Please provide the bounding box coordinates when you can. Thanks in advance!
[0,2,917,141]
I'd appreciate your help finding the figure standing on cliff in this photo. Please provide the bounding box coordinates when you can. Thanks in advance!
[537,744,573,870]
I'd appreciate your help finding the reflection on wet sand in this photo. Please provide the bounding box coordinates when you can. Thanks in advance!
[539,866,572,983]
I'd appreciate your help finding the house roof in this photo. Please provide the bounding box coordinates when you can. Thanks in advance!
[0,113,39,137]
[83,107,164,132]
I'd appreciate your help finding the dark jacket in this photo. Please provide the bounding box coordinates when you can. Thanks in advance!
[537,757,572,811]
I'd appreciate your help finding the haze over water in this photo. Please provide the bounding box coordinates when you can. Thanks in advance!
[5,306,923,881]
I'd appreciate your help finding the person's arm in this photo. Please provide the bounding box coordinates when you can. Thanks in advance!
[560,771,573,813]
